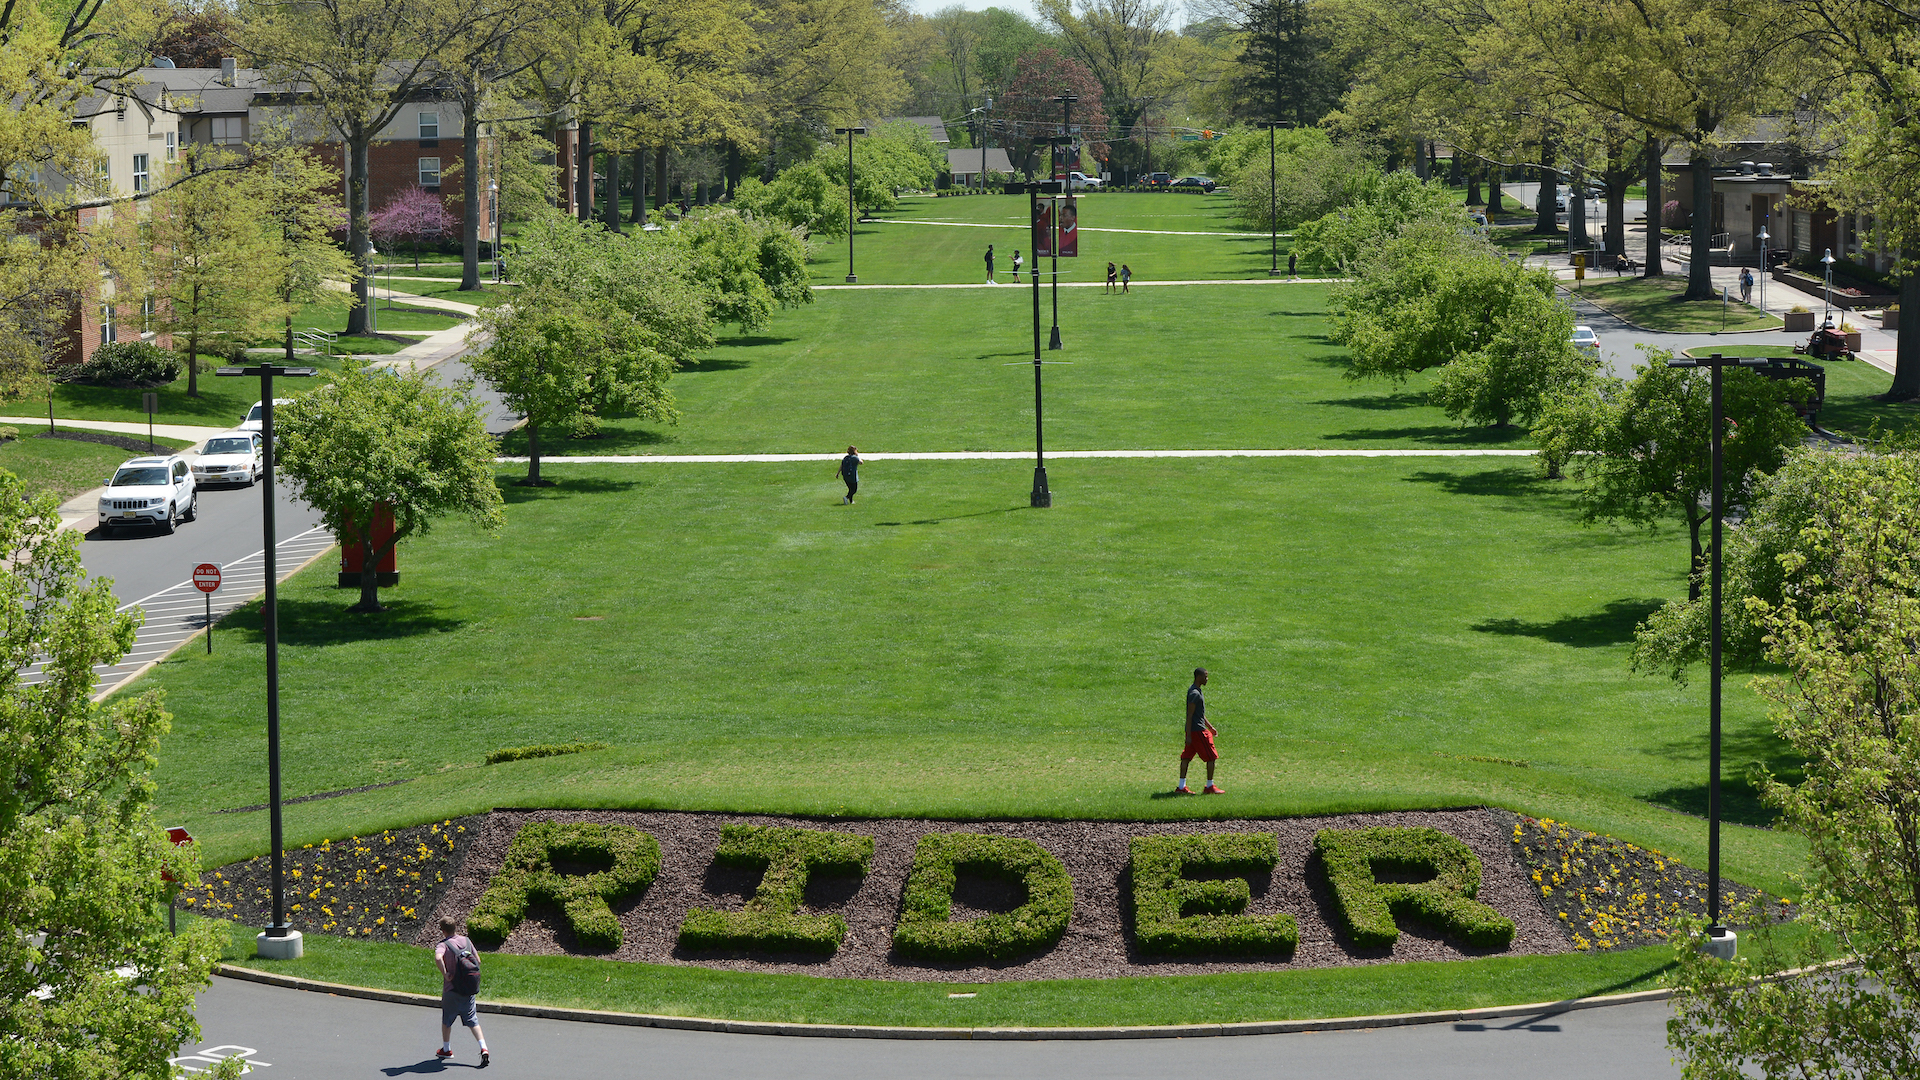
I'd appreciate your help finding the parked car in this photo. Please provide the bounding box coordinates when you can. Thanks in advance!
[1144,172,1172,187]
[97,455,197,534]
[1570,325,1601,356]
[1173,176,1217,192]
[237,398,294,433]
[1068,171,1102,191]
[193,430,264,487]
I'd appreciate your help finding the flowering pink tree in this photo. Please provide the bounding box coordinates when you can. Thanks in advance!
[369,186,455,268]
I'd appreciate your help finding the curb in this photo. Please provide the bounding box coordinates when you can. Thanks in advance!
[213,964,1672,1041]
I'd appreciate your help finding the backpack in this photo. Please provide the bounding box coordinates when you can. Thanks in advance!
[446,936,481,995]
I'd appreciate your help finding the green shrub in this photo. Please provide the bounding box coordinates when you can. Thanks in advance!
[1313,826,1515,949]
[1129,833,1298,957]
[71,341,179,386]
[677,824,872,955]
[891,833,1073,963]
[484,741,609,765]
[467,821,660,950]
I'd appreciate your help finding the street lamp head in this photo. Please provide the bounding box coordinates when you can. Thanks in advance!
[834,126,867,135]
[1757,227,1769,241]
[985,96,993,110]
[1051,95,1078,103]
[1822,248,1836,265]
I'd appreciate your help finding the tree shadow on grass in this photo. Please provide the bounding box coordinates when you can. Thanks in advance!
[1640,726,1803,829]
[495,428,673,456]
[1312,392,1430,411]
[712,335,795,350]
[873,505,1027,527]
[677,356,755,373]
[1400,467,1547,497]
[1471,599,1666,649]
[215,597,464,648]
[495,475,647,504]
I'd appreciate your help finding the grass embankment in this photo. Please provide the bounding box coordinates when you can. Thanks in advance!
[1574,275,1781,333]
[212,922,1691,1027]
[0,429,192,501]
[497,284,1536,456]
[141,458,1802,896]
[808,192,1282,285]
[49,357,347,429]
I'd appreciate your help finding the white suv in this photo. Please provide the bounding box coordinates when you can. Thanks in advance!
[97,455,198,534]
[237,398,294,434]
[193,430,263,487]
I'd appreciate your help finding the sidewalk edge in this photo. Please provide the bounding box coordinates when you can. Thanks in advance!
[211,963,1671,1041]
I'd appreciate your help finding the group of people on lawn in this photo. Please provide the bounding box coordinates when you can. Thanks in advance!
[983,244,1130,292]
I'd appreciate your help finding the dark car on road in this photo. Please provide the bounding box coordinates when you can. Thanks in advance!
[1143,172,1171,187]
[1173,176,1217,192]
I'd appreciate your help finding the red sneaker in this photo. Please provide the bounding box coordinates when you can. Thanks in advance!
[435,1049,454,1059]
[1173,786,1196,795]
[1203,784,1226,794]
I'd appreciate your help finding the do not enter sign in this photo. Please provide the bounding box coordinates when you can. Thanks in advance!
[193,563,221,593]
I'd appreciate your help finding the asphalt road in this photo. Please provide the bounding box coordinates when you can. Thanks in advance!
[181,977,1683,1079]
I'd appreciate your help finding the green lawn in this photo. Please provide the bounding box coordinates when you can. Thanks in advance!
[809,192,1285,285]
[213,920,1696,1027]
[1576,275,1782,333]
[1812,360,1920,438]
[500,284,1538,456]
[49,357,347,428]
[140,458,1802,897]
[0,428,191,501]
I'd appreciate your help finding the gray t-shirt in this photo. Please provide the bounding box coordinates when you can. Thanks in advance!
[1187,684,1206,733]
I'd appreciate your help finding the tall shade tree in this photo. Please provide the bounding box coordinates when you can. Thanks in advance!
[999,47,1110,174]
[1038,0,1177,174]
[1534,358,1809,601]
[1666,451,1920,1079]
[237,0,501,336]
[436,0,545,289]
[274,360,506,611]
[0,471,229,1077]
[146,146,281,397]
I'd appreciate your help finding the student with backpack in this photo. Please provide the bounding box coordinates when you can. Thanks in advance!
[435,917,490,1067]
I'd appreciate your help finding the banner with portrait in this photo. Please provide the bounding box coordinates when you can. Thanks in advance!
[1059,196,1078,257]
[1034,198,1053,258]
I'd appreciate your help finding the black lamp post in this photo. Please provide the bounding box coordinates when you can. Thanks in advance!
[1007,181,1061,508]
[1263,121,1293,276]
[835,127,866,283]
[1048,95,1076,351]
[1664,352,1765,961]
[216,360,316,959]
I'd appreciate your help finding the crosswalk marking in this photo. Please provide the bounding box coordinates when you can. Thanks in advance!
[19,527,337,698]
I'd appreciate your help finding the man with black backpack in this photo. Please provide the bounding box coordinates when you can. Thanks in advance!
[435,917,490,1067]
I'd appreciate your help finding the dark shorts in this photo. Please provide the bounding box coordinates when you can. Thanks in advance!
[441,988,479,1028]
[1181,729,1217,763]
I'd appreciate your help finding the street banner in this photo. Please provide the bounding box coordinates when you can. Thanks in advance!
[1059,196,1078,257]
[1034,199,1053,258]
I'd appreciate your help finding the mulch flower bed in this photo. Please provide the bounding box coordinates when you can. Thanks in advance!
[1506,813,1792,952]
[180,817,479,944]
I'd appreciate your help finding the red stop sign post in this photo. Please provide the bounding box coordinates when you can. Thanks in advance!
[194,564,220,653]
[163,826,194,934]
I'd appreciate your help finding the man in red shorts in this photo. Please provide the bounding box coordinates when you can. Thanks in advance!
[1177,667,1223,794]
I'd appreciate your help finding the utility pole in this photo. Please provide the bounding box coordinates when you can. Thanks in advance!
[834,127,866,283]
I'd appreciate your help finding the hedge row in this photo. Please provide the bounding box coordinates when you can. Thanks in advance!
[467,821,660,950]
[68,342,179,387]
[1313,827,1515,949]
[891,833,1073,963]
[484,741,610,766]
[676,824,874,955]
[1129,833,1298,957]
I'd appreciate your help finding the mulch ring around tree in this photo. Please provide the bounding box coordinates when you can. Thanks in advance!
[179,817,481,944]
[1507,812,1795,952]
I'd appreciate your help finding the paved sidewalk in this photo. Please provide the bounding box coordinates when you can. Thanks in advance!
[0,416,229,444]
[873,218,1285,238]
[819,278,1337,290]
[500,448,1539,464]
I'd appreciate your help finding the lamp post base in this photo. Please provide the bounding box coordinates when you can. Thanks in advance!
[1268,268,1282,276]
[1030,467,1051,508]
[1700,926,1737,960]
[845,275,857,284]
[255,928,304,959]
[1048,326,1062,350]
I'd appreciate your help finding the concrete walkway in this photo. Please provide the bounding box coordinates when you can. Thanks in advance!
[500,448,1539,464]
[818,278,1336,290]
[0,416,230,444]
[872,218,1281,238]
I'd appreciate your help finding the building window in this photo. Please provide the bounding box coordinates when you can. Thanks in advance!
[132,154,149,192]
[210,116,245,144]
[100,301,116,344]
[141,294,155,333]
[98,155,110,181]
[419,157,441,187]
[165,131,177,162]
[419,112,439,139]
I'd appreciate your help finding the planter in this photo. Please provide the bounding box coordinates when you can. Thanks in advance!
[1769,267,1897,311]
[1784,310,1816,332]
[1885,310,1901,331]
[1844,331,1864,351]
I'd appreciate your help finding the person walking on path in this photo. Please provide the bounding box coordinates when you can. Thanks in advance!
[985,244,996,284]
[836,445,861,504]
[1176,668,1223,794]
[1740,267,1754,304]
[1106,262,1117,292]
[1120,263,1132,293]
[1012,249,1022,282]
[1288,252,1297,278]
[434,917,490,1067]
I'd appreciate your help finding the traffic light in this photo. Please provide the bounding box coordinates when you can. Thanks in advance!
[1203,129,1213,140]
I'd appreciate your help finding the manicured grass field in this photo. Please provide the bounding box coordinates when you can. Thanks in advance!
[49,357,347,429]
[0,428,191,500]
[807,192,1285,285]
[1575,275,1782,333]
[139,458,1801,896]
[499,284,1537,456]
[212,920,1694,1027]
[1812,360,1920,437]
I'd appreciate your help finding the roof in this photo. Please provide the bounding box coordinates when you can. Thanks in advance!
[949,148,1013,175]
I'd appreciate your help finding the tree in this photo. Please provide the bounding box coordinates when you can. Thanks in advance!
[147,147,279,397]
[1038,0,1179,176]
[999,47,1110,175]
[1293,168,1458,272]
[1213,0,1339,125]
[1424,265,1594,428]
[817,120,947,213]
[369,186,457,269]
[668,206,812,331]
[1534,358,1809,601]
[1224,126,1376,231]
[0,470,229,1077]
[154,2,240,67]
[274,360,506,611]
[1666,451,1920,1079]
[236,0,500,336]
[730,161,847,237]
